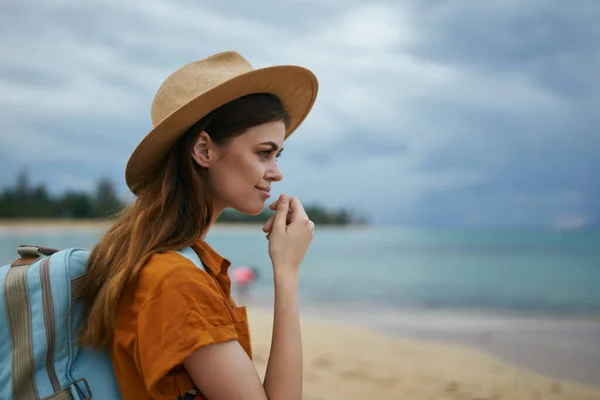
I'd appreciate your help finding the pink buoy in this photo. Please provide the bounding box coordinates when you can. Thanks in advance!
[230,266,259,304]
[231,266,256,285]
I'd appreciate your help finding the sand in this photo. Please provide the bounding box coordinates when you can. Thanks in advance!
[304,305,600,386]
[0,218,263,235]
[247,307,600,400]
[0,218,114,232]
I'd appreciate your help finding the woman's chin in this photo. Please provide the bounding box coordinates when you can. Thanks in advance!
[234,202,266,216]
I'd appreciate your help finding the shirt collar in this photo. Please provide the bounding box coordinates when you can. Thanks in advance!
[191,240,231,276]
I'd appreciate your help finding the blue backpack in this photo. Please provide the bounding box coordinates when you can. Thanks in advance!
[0,244,203,400]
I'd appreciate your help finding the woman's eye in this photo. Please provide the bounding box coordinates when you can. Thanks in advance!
[259,150,282,161]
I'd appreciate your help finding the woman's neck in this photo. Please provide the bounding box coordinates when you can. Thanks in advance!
[201,202,225,241]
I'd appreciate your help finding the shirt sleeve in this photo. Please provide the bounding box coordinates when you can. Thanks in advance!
[135,266,239,397]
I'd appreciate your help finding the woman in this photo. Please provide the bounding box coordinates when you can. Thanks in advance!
[78,51,318,399]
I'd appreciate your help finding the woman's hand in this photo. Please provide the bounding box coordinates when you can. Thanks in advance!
[263,194,314,275]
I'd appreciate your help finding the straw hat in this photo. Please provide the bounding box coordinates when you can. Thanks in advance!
[125,50,319,193]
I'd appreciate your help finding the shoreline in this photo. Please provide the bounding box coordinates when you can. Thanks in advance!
[0,218,265,234]
[247,306,600,399]
[0,218,367,234]
[295,304,600,387]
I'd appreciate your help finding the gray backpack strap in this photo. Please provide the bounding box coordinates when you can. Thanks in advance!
[175,246,207,273]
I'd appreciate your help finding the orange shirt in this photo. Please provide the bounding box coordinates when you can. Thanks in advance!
[110,240,252,399]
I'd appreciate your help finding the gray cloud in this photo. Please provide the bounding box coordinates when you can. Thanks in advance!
[0,0,598,226]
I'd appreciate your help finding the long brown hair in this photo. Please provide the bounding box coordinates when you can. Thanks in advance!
[79,93,289,348]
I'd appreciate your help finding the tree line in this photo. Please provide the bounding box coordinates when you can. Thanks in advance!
[0,171,367,225]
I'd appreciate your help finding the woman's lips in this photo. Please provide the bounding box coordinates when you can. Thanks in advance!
[255,186,271,198]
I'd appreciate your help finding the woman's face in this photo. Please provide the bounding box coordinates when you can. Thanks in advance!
[202,120,285,215]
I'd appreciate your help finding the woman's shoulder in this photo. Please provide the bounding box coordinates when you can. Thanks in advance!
[115,249,225,333]
[136,250,211,297]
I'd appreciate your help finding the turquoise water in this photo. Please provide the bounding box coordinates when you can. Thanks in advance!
[2,226,599,315]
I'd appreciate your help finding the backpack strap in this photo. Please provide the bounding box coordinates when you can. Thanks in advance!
[175,246,208,273]
[11,245,59,267]
[5,246,86,400]
[17,245,59,258]
[3,245,60,399]
[4,258,39,399]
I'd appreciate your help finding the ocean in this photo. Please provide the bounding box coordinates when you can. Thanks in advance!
[1,225,599,316]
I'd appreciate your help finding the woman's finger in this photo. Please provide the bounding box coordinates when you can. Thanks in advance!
[288,196,308,223]
[263,213,275,233]
[272,194,290,231]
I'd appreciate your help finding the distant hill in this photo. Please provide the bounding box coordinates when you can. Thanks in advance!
[0,170,367,226]
[218,205,368,225]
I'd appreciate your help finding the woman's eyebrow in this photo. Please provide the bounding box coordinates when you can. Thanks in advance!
[259,141,284,153]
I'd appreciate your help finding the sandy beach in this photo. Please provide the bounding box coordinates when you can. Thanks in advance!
[0,218,114,231]
[0,218,264,235]
[248,307,600,400]
[304,305,600,386]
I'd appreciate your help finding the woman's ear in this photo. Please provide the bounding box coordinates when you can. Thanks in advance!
[191,131,212,168]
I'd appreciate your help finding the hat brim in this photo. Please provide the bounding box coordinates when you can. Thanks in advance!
[125,65,318,193]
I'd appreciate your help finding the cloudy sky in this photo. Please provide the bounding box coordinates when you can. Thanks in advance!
[1,0,598,227]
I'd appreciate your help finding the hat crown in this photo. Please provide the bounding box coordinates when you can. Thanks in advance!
[150,51,253,126]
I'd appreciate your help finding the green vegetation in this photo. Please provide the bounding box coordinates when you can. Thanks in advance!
[0,170,121,219]
[218,205,368,225]
[0,170,367,225]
